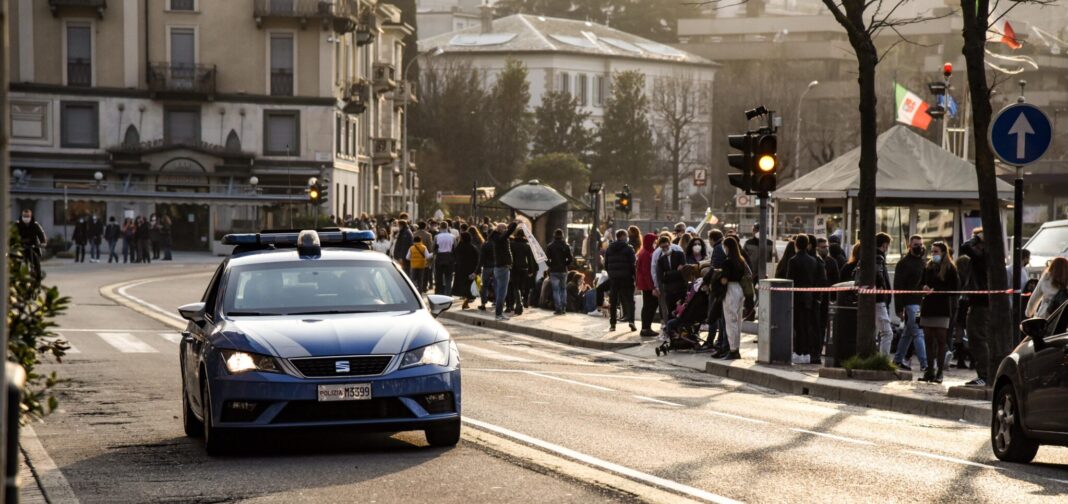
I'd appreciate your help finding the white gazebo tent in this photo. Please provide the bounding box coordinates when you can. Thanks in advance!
[774,126,1014,259]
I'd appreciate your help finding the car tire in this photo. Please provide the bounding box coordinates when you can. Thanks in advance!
[201,378,230,456]
[992,383,1039,463]
[425,418,461,447]
[182,377,203,438]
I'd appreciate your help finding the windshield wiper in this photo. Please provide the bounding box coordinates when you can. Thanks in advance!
[287,309,375,315]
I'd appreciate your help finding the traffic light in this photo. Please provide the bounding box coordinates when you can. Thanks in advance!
[751,132,778,194]
[308,182,322,205]
[727,133,752,193]
[318,182,330,207]
[615,185,632,214]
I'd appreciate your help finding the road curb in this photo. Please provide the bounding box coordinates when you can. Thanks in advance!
[20,425,80,504]
[702,360,990,424]
[100,273,209,331]
[440,311,640,351]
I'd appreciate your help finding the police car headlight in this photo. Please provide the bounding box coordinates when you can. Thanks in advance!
[221,350,280,374]
[400,341,451,369]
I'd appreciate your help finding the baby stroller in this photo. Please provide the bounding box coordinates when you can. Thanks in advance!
[656,278,711,356]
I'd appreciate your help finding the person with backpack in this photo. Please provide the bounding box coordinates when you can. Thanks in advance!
[920,241,960,383]
[104,216,121,263]
[406,236,433,293]
[1027,256,1068,319]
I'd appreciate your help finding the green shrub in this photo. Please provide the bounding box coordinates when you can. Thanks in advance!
[7,226,70,421]
[841,353,897,372]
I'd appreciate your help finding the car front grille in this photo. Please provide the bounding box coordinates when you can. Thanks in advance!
[271,398,413,424]
[289,355,393,377]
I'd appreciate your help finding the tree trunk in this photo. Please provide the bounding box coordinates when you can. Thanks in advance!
[854,41,879,357]
[961,0,1013,381]
[672,139,681,212]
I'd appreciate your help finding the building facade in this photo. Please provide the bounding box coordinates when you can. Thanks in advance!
[419,13,717,218]
[9,0,412,253]
[415,0,482,40]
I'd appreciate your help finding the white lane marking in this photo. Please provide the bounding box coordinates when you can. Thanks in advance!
[97,332,158,353]
[706,410,768,425]
[901,450,999,469]
[634,396,685,407]
[789,428,876,446]
[21,425,81,504]
[117,281,184,321]
[457,343,535,363]
[524,371,617,392]
[44,337,80,354]
[464,417,743,504]
[465,368,661,380]
[492,342,610,366]
[159,332,183,344]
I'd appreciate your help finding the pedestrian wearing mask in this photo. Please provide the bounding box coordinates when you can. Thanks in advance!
[373,228,392,254]
[88,214,103,263]
[604,229,637,332]
[787,234,825,363]
[655,235,687,324]
[1026,256,1068,318]
[687,238,709,265]
[16,209,47,279]
[104,216,121,263]
[705,229,729,354]
[920,242,959,383]
[893,235,928,371]
[718,236,749,360]
[434,221,457,296]
[816,237,841,352]
[635,233,658,336]
[873,233,894,355]
[958,228,990,386]
[392,220,414,274]
[507,229,537,315]
[72,216,89,263]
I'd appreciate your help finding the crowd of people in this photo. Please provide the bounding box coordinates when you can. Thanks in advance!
[15,208,174,267]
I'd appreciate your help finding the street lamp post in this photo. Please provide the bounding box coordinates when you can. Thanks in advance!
[249,176,259,231]
[793,80,819,180]
[401,47,443,217]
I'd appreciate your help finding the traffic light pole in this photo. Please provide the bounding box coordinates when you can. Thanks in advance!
[758,193,768,281]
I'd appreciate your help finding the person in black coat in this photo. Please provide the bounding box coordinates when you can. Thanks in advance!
[920,241,960,383]
[17,209,47,278]
[477,237,496,311]
[72,216,89,263]
[545,229,573,314]
[507,230,537,315]
[392,220,414,275]
[786,234,826,363]
[604,229,637,332]
[488,221,519,319]
[892,235,928,370]
[104,216,121,263]
[452,232,481,310]
[655,235,687,322]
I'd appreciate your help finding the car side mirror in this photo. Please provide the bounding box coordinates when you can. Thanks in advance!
[178,302,207,326]
[1020,317,1047,341]
[426,295,453,318]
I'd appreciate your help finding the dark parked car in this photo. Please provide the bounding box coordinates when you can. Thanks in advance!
[991,300,1068,463]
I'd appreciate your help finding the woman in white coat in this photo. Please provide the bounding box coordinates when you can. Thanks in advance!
[1026,256,1068,318]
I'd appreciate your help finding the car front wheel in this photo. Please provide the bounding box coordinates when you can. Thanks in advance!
[992,383,1039,463]
[425,418,461,447]
[201,378,230,456]
[182,376,203,438]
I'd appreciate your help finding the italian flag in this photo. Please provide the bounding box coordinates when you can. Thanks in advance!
[895,83,931,130]
[987,19,1022,50]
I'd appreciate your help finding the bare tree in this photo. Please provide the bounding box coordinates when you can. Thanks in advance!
[651,73,700,212]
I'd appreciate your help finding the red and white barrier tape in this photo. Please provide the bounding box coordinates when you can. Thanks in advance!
[762,286,1030,296]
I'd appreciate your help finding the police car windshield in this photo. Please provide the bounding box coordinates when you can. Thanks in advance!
[223,261,420,316]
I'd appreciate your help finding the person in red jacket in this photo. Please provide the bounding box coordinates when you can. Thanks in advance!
[636,233,658,337]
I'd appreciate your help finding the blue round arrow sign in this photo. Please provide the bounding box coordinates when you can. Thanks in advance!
[989,103,1053,166]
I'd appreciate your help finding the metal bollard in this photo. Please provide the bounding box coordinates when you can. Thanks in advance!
[5,363,26,504]
[758,279,793,365]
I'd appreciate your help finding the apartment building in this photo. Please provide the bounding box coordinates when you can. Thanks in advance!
[8,0,412,253]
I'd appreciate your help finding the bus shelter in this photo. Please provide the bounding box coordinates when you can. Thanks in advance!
[478,179,592,248]
[774,126,1014,262]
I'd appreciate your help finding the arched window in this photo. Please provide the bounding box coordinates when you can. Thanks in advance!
[225,129,241,153]
[122,125,140,148]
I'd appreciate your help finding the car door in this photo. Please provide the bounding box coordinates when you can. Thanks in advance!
[1023,308,1068,432]
[186,261,226,413]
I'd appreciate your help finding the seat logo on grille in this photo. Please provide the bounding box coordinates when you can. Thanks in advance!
[335,360,350,373]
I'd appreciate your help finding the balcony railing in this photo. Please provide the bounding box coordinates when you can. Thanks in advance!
[147,62,217,98]
[253,0,358,32]
[342,79,370,115]
[271,69,294,97]
[67,59,92,87]
[49,0,107,17]
[373,62,397,93]
[371,138,398,165]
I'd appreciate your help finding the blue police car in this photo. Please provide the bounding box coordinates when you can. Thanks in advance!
[177,229,461,455]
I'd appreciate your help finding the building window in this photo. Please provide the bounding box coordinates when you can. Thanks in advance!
[60,102,99,148]
[164,107,201,145]
[559,72,570,95]
[169,0,195,11]
[11,101,50,142]
[336,114,343,156]
[594,75,606,107]
[264,111,299,156]
[270,33,295,96]
[578,74,589,106]
[66,24,92,87]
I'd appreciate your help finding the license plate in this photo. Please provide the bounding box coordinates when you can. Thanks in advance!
[317,383,372,402]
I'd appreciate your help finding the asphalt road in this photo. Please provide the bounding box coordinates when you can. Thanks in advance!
[30,257,1068,503]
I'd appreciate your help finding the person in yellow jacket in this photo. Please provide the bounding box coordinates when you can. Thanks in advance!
[407,236,433,293]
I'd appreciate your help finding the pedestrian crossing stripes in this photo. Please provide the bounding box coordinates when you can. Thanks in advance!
[99,332,158,353]
[52,330,185,356]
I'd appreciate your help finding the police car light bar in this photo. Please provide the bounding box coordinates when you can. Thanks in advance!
[221,229,375,246]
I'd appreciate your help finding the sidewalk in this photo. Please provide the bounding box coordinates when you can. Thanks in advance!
[442,306,991,424]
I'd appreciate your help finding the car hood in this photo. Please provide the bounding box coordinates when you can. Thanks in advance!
[215,311,443,359]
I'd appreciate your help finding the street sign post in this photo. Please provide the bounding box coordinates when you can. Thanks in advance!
[989,101,1054,333]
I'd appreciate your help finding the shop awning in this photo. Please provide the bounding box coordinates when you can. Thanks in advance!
[775,126,1014,201]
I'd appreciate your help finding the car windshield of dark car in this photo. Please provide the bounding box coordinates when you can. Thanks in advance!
[223,260,419,316]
